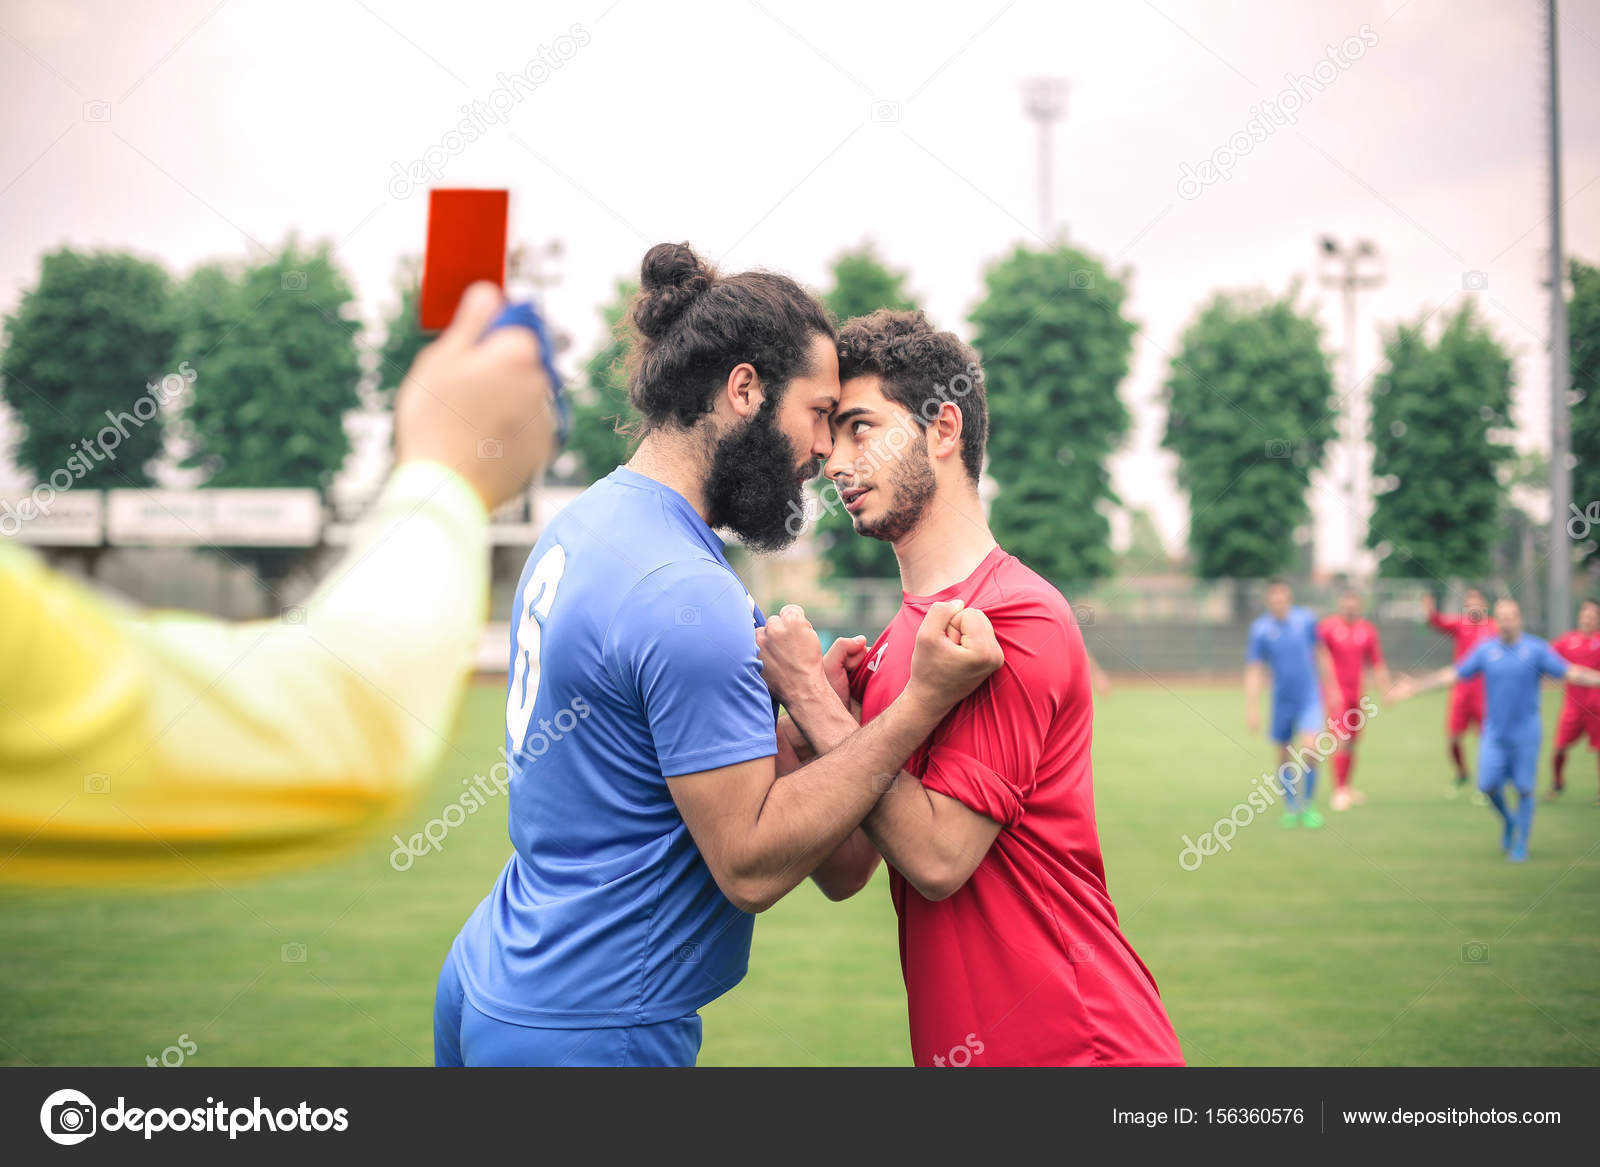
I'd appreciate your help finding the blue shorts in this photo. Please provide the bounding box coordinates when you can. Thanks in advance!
[1270,691,1324,745]
[1477,733,1541,797]
[433,948,703,1067]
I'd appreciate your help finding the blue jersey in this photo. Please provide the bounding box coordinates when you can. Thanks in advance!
[1246,606,1322,704]
[1456,633,1568,740]
[451,467,778,1028]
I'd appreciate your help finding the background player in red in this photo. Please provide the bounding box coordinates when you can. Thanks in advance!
[1549,598,1600,802]
[757,310,1183,1066]
[1318,588,1392,811]
[1423,587,1497,793]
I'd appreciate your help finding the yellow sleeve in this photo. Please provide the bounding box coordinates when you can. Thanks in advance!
[0,462,491,885]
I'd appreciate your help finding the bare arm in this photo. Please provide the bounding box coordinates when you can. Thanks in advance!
[669,601,1001,913]
[786,681,1001,903]
[1316,643,1338,699]
[1567,664,1600,687]
[1390,665,1460,701]
[809,828,882,901]
[667,690,947,913]
[1244,661,1265,733]
[859,778,1001,902]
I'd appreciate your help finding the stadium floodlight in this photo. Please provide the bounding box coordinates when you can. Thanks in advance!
[1318,236,1386,579]
[1021,78,1068,241]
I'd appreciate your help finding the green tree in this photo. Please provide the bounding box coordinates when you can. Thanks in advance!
[1,248,177,490]
[970,244,1135,583]
[1162,288,1335,580]
[177,239,362,489]
[1117,507,1171,574]
[815,244,919,581]
[823,242,917,321]
[376,256,427,402]
[1569,258,1600,569]
[174,240,362,602]
[567,279,639,483]
[1367,303,1513,582]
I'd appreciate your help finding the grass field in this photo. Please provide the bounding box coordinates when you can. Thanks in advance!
[2,681,1597,1067]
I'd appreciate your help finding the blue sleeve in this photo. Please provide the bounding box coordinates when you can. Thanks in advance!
[1539,641,1571,679]
[1245,622,1267,664]
[607,559,777,778]
[1456,642,1486,680]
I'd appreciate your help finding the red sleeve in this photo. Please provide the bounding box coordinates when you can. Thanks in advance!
[1367,625,1386,668]
[1316,619,1334,651]
[1428,611,1457,634]
[917,610,1063,829]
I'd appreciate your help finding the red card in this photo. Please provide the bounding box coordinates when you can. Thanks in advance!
[419,189,509,330]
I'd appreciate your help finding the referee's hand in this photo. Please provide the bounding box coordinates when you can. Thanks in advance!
[393,282,555,510]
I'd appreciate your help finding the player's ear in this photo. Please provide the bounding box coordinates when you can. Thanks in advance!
[723,362,761,419]
[928,401,963,466]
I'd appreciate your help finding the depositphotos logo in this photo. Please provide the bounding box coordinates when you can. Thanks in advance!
[39,1088,349,1143]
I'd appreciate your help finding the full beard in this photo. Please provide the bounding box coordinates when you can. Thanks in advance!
[705,400,819,552]
[855,432,936,544]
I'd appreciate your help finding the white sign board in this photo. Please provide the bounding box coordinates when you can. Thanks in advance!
[107,489,323,546]
[0,489,103,545]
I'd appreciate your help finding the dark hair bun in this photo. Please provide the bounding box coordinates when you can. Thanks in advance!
[634,242,715,341]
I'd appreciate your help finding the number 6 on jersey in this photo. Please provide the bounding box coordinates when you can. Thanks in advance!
[506,544,566,750]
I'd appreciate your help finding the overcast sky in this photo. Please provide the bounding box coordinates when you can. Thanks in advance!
[3,0,1598,572]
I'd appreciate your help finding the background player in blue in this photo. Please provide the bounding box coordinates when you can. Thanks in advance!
[1394,598,1600,861]
[1244,579,1335,829]
[435,243,1003,1066]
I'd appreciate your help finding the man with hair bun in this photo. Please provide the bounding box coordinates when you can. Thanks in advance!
[436,245,1004,1067]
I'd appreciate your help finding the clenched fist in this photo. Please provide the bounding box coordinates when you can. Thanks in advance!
[905,600,1004,713]
[756,604,833,711]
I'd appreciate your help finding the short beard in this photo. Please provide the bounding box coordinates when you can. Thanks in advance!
[856,431,936,544]
[705,398,817,552]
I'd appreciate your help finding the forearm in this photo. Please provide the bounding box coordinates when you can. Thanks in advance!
[810,828,882,901]
[1411,665,1461,695]
[1244,665,1263,710]
[1567,665,1600,687]
[859,775,979,900]
[736,690,943,906]
[775,713,816,769]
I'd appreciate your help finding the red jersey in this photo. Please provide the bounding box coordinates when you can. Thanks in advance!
[1318,616,1384,701]
[1553,630,1600,711]
[849,546,1183,1067]
[1428,610,1497,695]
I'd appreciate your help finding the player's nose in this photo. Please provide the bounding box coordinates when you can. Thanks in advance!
[811,418,834,461]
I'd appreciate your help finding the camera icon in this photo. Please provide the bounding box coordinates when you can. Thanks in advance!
[1462,270,1488,291]
[1068,270,1095,290]
[1460,941,1490,964]
[1074,604,1096,627]
[280,605,306,626]
[82,100,112,123]
[675,605,701,626]
[281,270,307,292]
[83,773,111,795]
[281,942,307,963]
[871,771,897,794]
[1265,439,1293,459]
[43,1091,97,1145]
[1068,942,1096,963]
[675,941,700,963]
[870,99,901,122]
[477,438,503,460]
